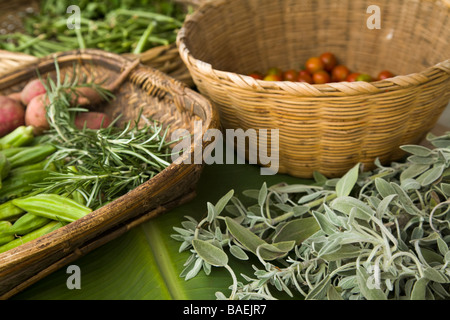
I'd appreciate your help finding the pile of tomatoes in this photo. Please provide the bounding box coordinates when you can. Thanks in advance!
[248,52,395,84]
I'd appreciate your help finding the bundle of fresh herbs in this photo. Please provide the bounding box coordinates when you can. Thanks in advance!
[1,0,188,56]
[172,133,450,300]
[33,61,174,210]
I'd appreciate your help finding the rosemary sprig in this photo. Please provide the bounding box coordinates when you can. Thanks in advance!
[172,132,450,300]
[36,61,174,209]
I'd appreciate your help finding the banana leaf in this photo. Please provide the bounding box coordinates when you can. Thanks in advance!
[12,161,306,300]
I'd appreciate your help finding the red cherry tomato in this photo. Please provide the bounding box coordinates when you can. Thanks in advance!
[264,74,283,81]
[356,74,373,82]
[297,70,313,84]
[331,65,350,82]
[305,57,324,74]
[346,73,361,82]
[283,69,298,81]
[313,70,331,84]
[377,70,395,80]
[320,52,338,72]
[248,72,263,80]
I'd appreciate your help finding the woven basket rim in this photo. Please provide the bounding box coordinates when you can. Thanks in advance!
[177,0,450,97]
[0,48,219,274]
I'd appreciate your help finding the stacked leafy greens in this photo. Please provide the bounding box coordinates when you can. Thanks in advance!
[1,0,187,56]
[172,133,450,300]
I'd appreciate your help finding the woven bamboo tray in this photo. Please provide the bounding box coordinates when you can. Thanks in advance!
[0,49,219,299]
[177,0,450,178]
[0,0,194,86]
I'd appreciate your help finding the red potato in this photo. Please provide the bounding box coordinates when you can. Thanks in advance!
[25,94,50,135]
[20,79,47,106]
[7,92,24,105]
[74,112,112,130]
[0,96,26,137]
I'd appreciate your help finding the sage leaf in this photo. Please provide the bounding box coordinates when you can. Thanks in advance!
[206,202,217,223]
[192,239,229,267]
[305,275,331,300]
[327,285,344,300]
[336,163,360,197]
[320,244,361,261]
[400,145,432,157]
[313,171,328,185]
[225,216,267,254]
[312,211,337,235]
[293,205,310,216]
[257,241,296,261]
[214,189,234,216]
[185,257,203,280]
[374,178,396,198]
[408,155,437,165]
[270,184,314,193]
[423,267,449,284]
[273,217,320,245]
[356,268,387,300]
[411,278,429,300]
[229,245,249,260]
[258,182,267,207]
[401,178,421,191]
[376,194,397,218]
[441,183,450,197]
[390,182,422,216]
[330,196,374,221]
[400,163,430,181]
[437,237,448,256]
[416,164,445,186]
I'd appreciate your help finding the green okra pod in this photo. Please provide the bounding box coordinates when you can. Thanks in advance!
[0,126,34,149]
[0,220,12,231]
[2,213,51,236]
[0,147,28,158]
[0,153,11,186]
[9,159,57,175]
[0,200,25,221]
[0,169,53,202]
[12,194,93,223]
[0,221,63,254]
[0,234,14,246]
[8,144,57,169]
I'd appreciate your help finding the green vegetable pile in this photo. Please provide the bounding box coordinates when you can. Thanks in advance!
[0,62,174,254]
[173,133,450,300]
[1,0,188,56]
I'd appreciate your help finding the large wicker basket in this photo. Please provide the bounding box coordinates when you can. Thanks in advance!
[0,0,195,86]
[0,49,219,299]
[177,0,450,178]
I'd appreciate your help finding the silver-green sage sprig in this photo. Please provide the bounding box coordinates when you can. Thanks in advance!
[172,131,450,300]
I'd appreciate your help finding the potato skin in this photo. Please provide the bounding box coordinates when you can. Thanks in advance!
[0,96,25,137]
[25,94,50,135]
[20,79,47,106]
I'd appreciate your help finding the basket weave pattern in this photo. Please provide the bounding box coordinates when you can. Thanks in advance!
[0,49,218,299]
[177,0,450,178]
